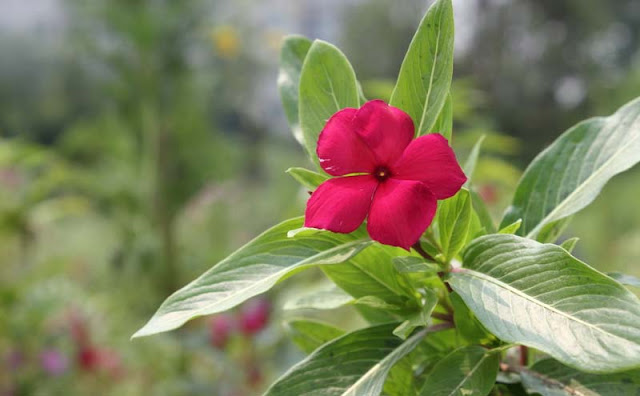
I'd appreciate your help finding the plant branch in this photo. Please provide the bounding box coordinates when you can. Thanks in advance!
[500,363,583,395]
[412,241,435,262]
[431,312,453,323]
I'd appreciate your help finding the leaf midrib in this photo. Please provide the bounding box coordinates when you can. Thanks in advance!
[527,114,640,238]
[446,352,493,396]
[456,269,636,347]
[135,239,369,336]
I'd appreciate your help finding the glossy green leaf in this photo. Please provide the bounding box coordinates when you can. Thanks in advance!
[498,219,521,234]
[286,167,328,190]
[463,135,485,187]
[133,218,370,338]
[501,97,640,239]
[265,324,427,396]
[521,358,640,396]
[393,288,438,339]
[608,272,640,288]
[438,188,472,261]
[322,244,417,309]
[284,286,353,311]
[287,319,345,354]
[450,292,493,344]
[278,35,312,148]
[559,237,579,253]
[449,234,640,373]
[393,256,439,274]
[433,93,453,140]
[299,40,360,165]
[419,346,500,396]
[389,0,454,137]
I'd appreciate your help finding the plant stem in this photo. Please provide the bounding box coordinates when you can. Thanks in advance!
[412,241,435,262]
[519,345,529,366]
[431,312,453,323]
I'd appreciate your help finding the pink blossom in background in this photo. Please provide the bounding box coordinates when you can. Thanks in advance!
[305,100,466,249]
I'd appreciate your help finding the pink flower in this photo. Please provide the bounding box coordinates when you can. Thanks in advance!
[238,298,271,335]
[305,100,466,250]
[209,314,235,348]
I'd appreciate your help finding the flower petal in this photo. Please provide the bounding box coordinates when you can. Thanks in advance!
[317,108,377,176]
[305,175,378,233]
[353,100,414,166]
[367,179,436,250]
[391,133,467,200]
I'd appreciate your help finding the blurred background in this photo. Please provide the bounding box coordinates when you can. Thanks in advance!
[1,0,639,394]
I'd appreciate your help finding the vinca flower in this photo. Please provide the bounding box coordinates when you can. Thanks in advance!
[304,100,466,249]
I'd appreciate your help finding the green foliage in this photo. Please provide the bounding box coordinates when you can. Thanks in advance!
[437,188,472,262]
[419,346,500,396]
[502,98,640,240]
[450,234,640,373]
[279,36,313,149]
[520,359,640,396]
[286,167,329,190]
[286,319,345,354]
[389,0,454,137]
[299,40,360,165]
[265,324,427,396]
[133,218,371,337]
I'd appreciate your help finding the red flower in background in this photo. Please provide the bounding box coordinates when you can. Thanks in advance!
[305,100,466,249]
[209,314,235,349]
[238,298,270,335]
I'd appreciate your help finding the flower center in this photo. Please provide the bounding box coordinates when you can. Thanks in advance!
[374,166,392,182]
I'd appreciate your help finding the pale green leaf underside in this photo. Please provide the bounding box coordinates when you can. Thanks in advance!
[284,285,353,311]
[265,324,426,396]
[520,358,640,396]
[299,40,360,165]
[278,35,312,148]
[438,188,472,261]
[449,234,640,373]
[287,319,345,354]
[419,346,500,396]
[502,96,640,238]
[389,0,454,137]
[133,218,370,338]
[608,272,640,289]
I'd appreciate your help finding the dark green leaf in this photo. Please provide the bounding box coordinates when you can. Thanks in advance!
[393,288,438,339]
[133,218,370,338]
[498,219,522,234]
[278,35,312,148]
[501,97,640,239]
[449,234,640,373]
[389,0,454,137]
[265,324,427,396]
[419,346,500,396]
[520,358,640,396]
[450,292,493,344]
[287,319,345,354]
[299,40,360,165]
[470,189,496,234]
[463,135,485,186]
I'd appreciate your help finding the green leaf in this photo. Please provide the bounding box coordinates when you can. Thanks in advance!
[608,272,640,289]
[284,286,353,311]
[432,93,453,140]
[354,296,404,311]
[419,346,500,396]
[299,40,360,165]
[501,97,640,239]
[393,256,440,274]
[450,292,493,344]
[520,358,640,396]
[559,237,579,253]
[393,288,438,340]
[286,319,345,354]
[133,218,370,338]
[438,188,472,261]
[470,189,496,234]
[498,219,522,234]
[390,0,454,137]
[265,324,427,396]
[322,244,417,309]
[463,135,485,186]
[449,234,640,373]
[286,167,329,190]
[278,35,312,148]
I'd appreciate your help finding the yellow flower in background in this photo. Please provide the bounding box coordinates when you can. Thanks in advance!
[211,26,240,59]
